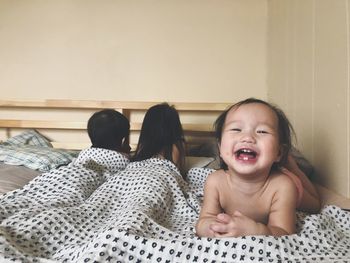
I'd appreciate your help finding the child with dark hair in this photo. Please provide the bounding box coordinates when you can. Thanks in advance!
[0,109,131,222]
[131,103,186,177]
[87,109,130,153]
[72,108,131,176]
[196,98,320,238]
[214,98,293,170]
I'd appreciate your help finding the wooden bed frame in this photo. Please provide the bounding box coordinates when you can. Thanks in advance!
[0,99,231,150]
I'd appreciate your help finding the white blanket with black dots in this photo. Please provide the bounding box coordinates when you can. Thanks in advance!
[0,156,349,263]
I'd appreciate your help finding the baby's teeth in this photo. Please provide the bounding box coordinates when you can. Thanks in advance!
[243,157,249,161]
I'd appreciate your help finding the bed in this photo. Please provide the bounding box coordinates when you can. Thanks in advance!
[0,99,349,263]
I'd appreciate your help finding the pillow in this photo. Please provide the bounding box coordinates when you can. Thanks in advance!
[0,130,79,172]
[0,145,79,172]
[3,129,52,147]
[184,156,215,173]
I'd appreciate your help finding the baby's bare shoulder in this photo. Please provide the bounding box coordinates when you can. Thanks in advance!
[269,172,297,191]
[205,169,226,185]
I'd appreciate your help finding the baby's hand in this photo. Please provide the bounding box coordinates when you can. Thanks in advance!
[209,211,259,237]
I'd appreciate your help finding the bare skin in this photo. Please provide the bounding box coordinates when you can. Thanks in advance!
[284,155,320,213]
[195,103,298,237]
[196,170,297,237]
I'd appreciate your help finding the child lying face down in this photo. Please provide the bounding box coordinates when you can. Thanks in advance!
[195,98,320,238]
[131,103,186,176]
[0,109,132,222]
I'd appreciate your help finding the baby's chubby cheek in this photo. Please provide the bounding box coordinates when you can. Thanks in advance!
[220,149,233,159]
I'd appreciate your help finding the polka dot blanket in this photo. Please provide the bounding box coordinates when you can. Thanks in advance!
[0,153,349,262]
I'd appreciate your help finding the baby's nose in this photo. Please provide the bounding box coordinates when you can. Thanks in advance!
[240,132,256,143]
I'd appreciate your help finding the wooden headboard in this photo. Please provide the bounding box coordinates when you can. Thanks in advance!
[0,100,231,150]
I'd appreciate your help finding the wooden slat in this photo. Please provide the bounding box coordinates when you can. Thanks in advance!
[51,141,206,151]
[0,120,145,131]
[51,142,139,151]
[0,120,213,132]
[171,102,230,111]
[0,100,157,110]
[130,123,142,131]
[51,142,90,150]
[182,123,213,132]
[0,120,86,130]
[0,100,231,111]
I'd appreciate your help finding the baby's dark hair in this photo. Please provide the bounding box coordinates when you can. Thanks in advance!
[214,98,294,171]
[87,109,130,152]
[131,103,186,177]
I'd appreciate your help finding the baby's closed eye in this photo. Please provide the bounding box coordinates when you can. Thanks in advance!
[257,130,269,134]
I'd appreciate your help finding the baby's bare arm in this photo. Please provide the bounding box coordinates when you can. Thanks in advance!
[198,173,297,237]
[267,174,297,235]
[195,171,223,237]
[213,175,297,237]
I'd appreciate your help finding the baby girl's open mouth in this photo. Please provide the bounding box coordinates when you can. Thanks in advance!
[235,148,258,161]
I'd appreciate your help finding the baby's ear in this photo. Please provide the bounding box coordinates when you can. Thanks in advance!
[217,140,222,156]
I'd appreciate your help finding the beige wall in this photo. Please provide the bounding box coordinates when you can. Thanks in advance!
[0,0,267,102]
[268,0,350,197]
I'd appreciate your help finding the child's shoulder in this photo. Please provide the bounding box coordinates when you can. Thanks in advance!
[205,169,226,184]
[268,171,299,204]
[269,171,298,191]
[208,169,226,177]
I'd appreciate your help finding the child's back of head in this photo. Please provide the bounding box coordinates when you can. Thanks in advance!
[131,103,186,174]
[87,109,130,153]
